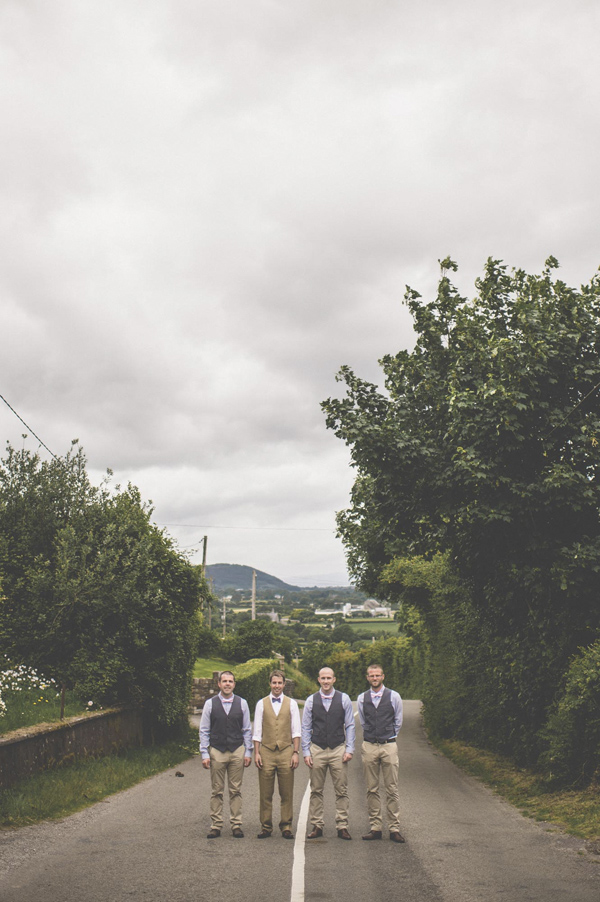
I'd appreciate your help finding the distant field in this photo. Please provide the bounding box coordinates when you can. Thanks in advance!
[346,620,397,635]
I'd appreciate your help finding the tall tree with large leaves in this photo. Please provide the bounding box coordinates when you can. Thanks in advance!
[323,258,600,762]
[0,442,204,728]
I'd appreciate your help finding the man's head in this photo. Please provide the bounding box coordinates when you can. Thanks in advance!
[269,670,286,697]
[218,671,236,698]
[318,667,336,694]
[366,664,385,690]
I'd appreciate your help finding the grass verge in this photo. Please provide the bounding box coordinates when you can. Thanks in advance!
[0,729,197,829]
[0,688,88,735]
[193,657,233,678]
[435,737,600,843]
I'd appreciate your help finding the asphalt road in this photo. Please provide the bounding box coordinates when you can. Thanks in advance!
[1,700,598,902]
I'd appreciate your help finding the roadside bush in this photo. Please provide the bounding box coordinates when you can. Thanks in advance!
[231,658,278,711]
[540,640,600,785]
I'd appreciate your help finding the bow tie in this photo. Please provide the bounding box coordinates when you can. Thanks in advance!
[272,697,282,703]
[371,692,383,698]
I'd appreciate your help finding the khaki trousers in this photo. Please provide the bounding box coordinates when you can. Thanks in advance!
[308,742,349,830]
[258,745,294,833]
[361,740,400,832]
[209,745,245,830]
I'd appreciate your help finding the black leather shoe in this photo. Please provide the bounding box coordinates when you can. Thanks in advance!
[257,830,272,839]
[207,828,221,838]
[337,828,352,840]
[307,827,323,839]
[232,828,244,838]
[390,831,406,843]
[282,830,294,839]
[362,830,382,840]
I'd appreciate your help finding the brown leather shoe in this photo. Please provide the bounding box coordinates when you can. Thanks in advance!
[282,829,294,839]
[337,828,352,840]
[390,831,406,843]
[362,830,383,840]
[232,828,244,838]
[307,827,323,839]
[206,828,221,838]
[257,830,272,839]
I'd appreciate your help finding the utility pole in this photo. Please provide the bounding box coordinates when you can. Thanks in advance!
[222,596,227,638]
[251,569,257,620]
[201,535,212,630]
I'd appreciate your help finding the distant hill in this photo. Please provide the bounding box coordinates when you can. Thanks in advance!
[205,563,302,593]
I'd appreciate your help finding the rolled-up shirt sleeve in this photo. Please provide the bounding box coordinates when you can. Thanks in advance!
[392,692,403,734]
[342,693,356,755]
[301,695,314,756]
[199,697,213,760]
[241,699,253,756]
[252,698,265,743]
[290,698,302,739]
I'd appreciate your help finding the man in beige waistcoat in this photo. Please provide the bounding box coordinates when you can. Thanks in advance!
[253,669,302,839]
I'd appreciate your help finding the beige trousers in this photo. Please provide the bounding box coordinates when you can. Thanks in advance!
[209,745,245,830]
[308,742,349,830]
[258,745,295,833]
[361,740,400,832]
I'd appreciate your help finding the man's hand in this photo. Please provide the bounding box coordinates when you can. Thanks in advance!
[342,752,353,763]
[304,755,313,768]
[255,752,263,769]
[202,758,211,770]
[290,751,299,770]
[244,756,252,768]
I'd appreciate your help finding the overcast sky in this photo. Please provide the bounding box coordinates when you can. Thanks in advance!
[1,1,599,586]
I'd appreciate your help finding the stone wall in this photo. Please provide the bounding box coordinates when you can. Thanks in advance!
[0,706,144,789]
[189,674,220,713]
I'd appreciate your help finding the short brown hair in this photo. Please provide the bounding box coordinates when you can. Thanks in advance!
[366,663,384,674]
[269,669,286,682]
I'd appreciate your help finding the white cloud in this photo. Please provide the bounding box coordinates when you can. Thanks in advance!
[1,0,600,582]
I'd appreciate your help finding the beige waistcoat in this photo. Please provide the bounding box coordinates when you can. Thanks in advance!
[261,696,292,751]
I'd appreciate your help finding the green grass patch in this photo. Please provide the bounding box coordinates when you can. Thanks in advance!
[435,737,600,842]
[0,730,197,829]
[193,657,235,678]
[345,620,397,634]
[0,687,88,736]
[282,661,316,699]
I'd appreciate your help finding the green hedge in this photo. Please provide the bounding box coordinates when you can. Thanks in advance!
[540,640,600,785]
[319,637,424,699]
[231,658,278,712]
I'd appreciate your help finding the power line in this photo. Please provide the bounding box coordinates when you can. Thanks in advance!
[158,523,335,532]
[0,393,61,463]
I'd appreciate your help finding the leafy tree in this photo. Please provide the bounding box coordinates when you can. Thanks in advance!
[225,619,278,662]
[323,258,600,764]
[330,623,356,644]
[0,442,204,728]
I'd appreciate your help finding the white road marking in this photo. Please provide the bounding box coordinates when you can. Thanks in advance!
[290,781,311,902]
[290,709,360,902]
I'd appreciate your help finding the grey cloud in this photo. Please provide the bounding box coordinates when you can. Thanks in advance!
[2,1,600,581]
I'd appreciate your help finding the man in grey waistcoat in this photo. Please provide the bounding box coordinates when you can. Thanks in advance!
[357,663,405,843]
[199,670,252,838]
[301,666,355,840]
